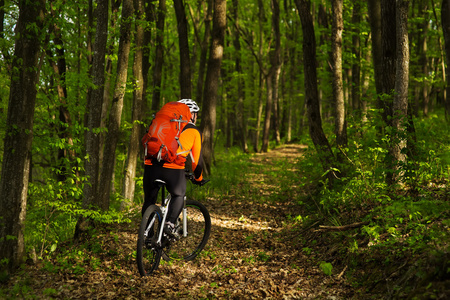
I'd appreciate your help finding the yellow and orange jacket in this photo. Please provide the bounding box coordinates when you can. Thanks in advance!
[144,123,204,181]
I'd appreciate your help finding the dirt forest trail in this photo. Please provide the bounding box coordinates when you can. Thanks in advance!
[7,144,357,299]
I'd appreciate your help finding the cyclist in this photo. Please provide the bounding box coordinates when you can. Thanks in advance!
[142,99,206,239]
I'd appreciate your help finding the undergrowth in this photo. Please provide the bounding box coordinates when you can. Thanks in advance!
[291,112,450,299]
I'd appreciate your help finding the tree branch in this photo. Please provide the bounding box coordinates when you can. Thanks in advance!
[317,221,369,231]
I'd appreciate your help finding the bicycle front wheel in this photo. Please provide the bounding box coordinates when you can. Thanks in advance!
[163,199,211,261]
[136,205,163,276]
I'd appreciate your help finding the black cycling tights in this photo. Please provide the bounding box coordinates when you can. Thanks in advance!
[142,164,186,224]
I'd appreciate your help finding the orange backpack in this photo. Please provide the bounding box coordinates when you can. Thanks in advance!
[141,102,192,165]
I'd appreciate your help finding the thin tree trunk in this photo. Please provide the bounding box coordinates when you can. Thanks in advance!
[295,0,337,182]
[368,0,383,101]
[419,2,430,116]
[99,0,133,211]
[261,74,274,152]
[0,0,45,272]
[254,74,264,152]
[200,0,226,174]
[361,48,370,123]
[122,0,144,207]
[86,0,94,66]
[151,0,166,112]
[390,0,410,184]
[431,1,447,116]
[140,0,154,122]
[47,4,74,182]
[261,0,281,152]
[232,0,248,152]
[272,61,282,146]
[100,0,121,169]
[253,0,265,152]
[76,0,109,236]
[442,0,450,120]
[379,0,397,185]
[173,0,192,98]
[351,2,361,113]
[331,0,347,149]
[194,0,212,107]
[380,0,396,127]
[317,2,329,121]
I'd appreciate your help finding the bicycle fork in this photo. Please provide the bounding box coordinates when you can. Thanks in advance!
[144,196,189,246]
[156,200,170,246]
[162,196,189,239]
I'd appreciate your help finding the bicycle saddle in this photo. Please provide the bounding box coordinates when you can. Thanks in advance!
[154,179,166,187]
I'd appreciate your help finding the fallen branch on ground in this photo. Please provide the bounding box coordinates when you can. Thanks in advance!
[316,221,369,232]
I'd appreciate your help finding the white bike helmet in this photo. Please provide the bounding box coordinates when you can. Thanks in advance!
[178,99,200,113]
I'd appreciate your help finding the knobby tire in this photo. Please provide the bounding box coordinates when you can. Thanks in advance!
[136,205,163,276]
[163,199,211,262]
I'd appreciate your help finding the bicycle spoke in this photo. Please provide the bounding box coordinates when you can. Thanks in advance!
[163,199,211,261]
[137,206,163,276]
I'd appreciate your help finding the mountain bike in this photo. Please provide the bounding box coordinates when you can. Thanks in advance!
[136,174,211,276]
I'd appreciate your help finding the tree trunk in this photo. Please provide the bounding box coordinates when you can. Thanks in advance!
[261,0,281,152]
[441,0,450,120]
[0,0,45,273]
[261,73,274,152]
[122,0,144,207]
[253,0,265,152]
[361,48,371,123]
[331,0,347,149]
[351,2,361,114]
[232,0,248,153]
[195,0,213,107]
[254,73,264,152]
[272,7,282,146]
[368,0,383,100]
[47,4,74,182]
[98,0,133,211]
[294,0,337,182]
[200,0,226,174]
[100,0,121,170]
[173,0,192,98]
[390,0,410,184]
[378,0,397,184]
[419,3,430,116]
[76,0,108,236]
[380,0,396,127]
[151,0,166,113]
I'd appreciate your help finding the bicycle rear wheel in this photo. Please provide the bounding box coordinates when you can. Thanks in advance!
[163,199,211,261]
[136,205,163,276]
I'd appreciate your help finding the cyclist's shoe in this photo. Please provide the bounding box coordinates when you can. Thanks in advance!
[163,222,180,240]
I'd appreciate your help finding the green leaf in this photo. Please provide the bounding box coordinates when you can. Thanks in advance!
[319,261,333,276]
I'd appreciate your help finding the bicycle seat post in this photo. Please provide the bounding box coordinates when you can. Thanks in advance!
[161,185,165,205]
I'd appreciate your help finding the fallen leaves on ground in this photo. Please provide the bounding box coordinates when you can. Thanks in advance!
[4,145,357,299]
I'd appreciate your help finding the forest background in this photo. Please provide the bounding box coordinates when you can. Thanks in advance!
[0,0,449,298]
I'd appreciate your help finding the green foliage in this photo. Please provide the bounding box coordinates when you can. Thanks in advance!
[210,145,256,198]
[25,174,131,260]
[293,109,450,295]
[319,261,333,276]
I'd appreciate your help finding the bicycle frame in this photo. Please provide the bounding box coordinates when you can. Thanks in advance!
[137,175,211,276]
[145,179,189,247]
